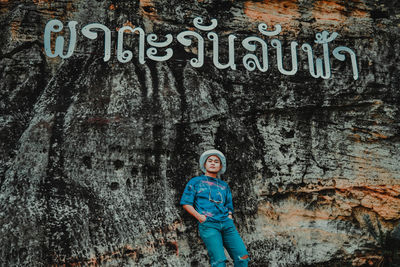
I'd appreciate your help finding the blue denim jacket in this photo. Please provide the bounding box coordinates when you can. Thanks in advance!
[180,175,234,222]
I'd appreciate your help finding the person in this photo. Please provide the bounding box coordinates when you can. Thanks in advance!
[180,149,250,267]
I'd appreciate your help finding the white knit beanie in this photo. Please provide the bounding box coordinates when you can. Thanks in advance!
[199,149,226,174]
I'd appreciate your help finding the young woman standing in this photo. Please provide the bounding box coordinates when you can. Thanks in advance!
[180,149,249,267]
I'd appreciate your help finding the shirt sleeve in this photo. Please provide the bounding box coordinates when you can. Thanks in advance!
[180,179,196,206]
[226,185,234,213]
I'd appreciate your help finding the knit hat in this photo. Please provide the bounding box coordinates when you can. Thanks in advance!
[199,149,226,174]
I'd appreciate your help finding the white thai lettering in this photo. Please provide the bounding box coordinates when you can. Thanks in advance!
[43,17,359,80]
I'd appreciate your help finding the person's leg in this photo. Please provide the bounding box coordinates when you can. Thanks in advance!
[221,219,249,267]
[199,221,227,267]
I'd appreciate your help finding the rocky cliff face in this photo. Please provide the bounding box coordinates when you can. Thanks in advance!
[1,0,400,266]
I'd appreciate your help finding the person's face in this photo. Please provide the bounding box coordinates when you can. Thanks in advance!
[204,155,222,174]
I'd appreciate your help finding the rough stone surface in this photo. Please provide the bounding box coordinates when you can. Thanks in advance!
[0,0,400,266]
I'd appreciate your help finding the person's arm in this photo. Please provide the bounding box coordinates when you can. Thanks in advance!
[183,204,207,223]
[226,186,234,220]
[180,179,206,222]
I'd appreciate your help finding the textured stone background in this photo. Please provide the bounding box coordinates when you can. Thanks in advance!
[1,0,400,266]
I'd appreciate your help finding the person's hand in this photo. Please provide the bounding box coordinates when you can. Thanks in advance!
[199,214,207,223]
[228,214,233,220]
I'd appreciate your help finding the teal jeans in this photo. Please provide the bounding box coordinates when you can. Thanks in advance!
[199,218,249,267]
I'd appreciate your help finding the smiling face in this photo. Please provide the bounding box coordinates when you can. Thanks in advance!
[204,155,222,176]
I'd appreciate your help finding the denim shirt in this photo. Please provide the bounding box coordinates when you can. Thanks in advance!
[180,175,234,222]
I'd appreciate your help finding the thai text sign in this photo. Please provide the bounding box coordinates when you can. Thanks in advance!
[44,17,359,80]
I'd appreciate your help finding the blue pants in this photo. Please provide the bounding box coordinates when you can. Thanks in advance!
[199,218,249,267]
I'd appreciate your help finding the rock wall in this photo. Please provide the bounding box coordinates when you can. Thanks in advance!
[0,0,399,266]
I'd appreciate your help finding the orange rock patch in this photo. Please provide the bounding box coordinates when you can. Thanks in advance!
[116,21,137,32]
[349,127,390,143]
[243,0,300,33]
[352,255,383,267]
[140,0,160,21]
[10,21,21,41]
[312,0,370,28]
[263,183,400,223]
[0,0,8,14]
[313,0,346,23]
